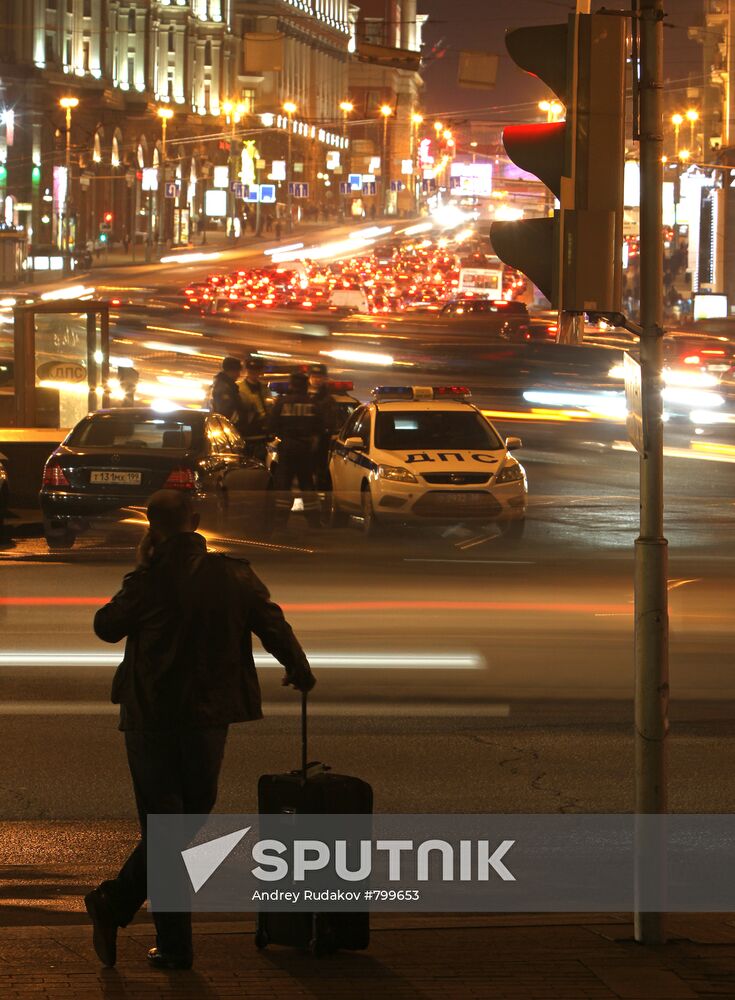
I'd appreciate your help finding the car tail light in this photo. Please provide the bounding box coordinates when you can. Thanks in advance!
[42,463,70,487]
[164,468,197,490]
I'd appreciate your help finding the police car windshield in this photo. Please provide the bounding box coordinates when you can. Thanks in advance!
[375,410,503,451]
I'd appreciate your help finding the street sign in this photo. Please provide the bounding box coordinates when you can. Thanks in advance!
[231,181,246,198]
[141,167,158,192]
[288,182,309,198]
[624,351,645,455]
[349,173,362,191]
[259,184,276,204]
[339,182,349,194]
[390,180,405,192]
[246,187,259,203]
[164,181,177,199]
[37,360,86,383]
[362,181,376,196]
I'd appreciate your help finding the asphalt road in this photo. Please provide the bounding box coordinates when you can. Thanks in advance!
[1,427,733,822]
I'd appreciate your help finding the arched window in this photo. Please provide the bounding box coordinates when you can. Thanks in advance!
[93,132,102,163]
[111,135,121,168]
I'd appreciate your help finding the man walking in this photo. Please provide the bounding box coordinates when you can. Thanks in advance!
[239,355,271,461]
[84,489,315,970]
[209,356,243,425]
[270,370,323,529]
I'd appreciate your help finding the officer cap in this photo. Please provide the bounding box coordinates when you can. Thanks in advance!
[308,362,329,376]
[222,356,242,372]
[245,354,265,371]
[290,370,309,389]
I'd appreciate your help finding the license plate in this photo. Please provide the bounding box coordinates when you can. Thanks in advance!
[89,470,142,486]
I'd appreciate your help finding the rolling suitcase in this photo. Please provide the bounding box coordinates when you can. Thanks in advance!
[255,691,372,955]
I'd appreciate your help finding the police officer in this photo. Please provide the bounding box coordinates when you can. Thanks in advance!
[239,355,271,462]
[307,363,338,492]
[209,357,243,425]
[269,371,323,529]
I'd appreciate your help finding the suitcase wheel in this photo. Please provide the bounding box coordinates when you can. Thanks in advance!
[254,927,269,950]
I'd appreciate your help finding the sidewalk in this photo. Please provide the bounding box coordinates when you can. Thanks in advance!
[0,911,733,998]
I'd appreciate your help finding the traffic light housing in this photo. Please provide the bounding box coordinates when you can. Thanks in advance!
[103,211,113,224]
[491,13,625,312]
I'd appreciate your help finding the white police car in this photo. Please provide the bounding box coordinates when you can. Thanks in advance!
[328,386,527,536]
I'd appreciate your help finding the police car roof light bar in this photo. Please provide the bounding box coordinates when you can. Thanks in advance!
[370,386,472,401]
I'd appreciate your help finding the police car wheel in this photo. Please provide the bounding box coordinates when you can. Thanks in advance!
[327,491,349,528]
[44,527,76,550]
[360,485,381,537]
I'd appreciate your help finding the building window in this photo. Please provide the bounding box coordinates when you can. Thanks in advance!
[64,37,72,65]
[241,89,255,114]
[45,32,55,62]
[82,39,90,70]
[204,40,212,66]
[83,0,91,16]
[127,54,135,82]
[168,28,175,53]
[128,9,136,33]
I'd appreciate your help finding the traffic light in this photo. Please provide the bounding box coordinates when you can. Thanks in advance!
[490,13,625,312]
[103,211,113,224]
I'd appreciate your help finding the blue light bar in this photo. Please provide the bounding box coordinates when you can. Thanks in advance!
[371,386,415,400]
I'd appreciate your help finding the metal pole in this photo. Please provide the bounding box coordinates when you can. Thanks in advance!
[287,113,294,234]
[158,117,166,250]
[383,114,389,216]
[64,106,72,275]
[634,0,668,946]
[230,116,237,240]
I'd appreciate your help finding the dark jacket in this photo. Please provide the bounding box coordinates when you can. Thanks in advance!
[239,378,270,441]
[95,532,313,731]
[269,390,324,443]
[309,385,339,438]
[210,371,242,423]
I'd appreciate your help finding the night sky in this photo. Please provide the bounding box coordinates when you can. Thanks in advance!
[419,0,702,125]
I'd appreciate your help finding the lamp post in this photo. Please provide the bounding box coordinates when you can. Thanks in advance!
[380,104,393,216]
[671,113,683,156]
[223,100,246,239]
[283,101,297,233]
[411,112,423,214]
[59,97,79,275]
[686,108,699,153]
[156,107,173,249]
[339,101,353,221]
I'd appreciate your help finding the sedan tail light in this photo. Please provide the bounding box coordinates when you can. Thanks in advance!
[42,463,70,487]
[164,468,197,490]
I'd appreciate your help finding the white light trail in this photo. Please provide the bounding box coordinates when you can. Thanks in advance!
[0,652,484,669]
[159,251,222,264]
[40,284,95,301]
[321,348,394,367]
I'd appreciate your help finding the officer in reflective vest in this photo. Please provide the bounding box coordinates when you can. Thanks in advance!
[269,371,324,528]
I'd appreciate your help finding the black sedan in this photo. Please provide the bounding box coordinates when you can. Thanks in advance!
[40,408,273,549]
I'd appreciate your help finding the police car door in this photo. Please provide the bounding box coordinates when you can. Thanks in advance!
[332,406,371,511]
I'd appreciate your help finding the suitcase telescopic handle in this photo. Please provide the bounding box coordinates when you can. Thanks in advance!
[301,689,307,778]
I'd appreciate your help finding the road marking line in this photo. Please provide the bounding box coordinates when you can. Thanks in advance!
[0,701,510,717]
[403,559,536,565]
[0,597,633,613]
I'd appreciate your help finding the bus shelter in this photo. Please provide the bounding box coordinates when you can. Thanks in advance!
[12,300,110,428]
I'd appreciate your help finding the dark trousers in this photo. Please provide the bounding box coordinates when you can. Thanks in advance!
[100,726,228,958]
[273,441,320,526]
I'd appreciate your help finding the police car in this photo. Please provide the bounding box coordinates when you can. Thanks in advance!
[328,386,527,536]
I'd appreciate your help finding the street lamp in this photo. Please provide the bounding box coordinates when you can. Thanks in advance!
[222,100,246,239]
[686,108,699,151]
[678,148,691,163]
[339,102,354,220]
[156,107,173,249]
[283,101,297,233]
[671,112,683,155]
[380,104,393,216]
[59,97,79,274]
[539,99,564,122]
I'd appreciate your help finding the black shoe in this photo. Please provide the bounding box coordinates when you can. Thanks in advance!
[147,947,193,971]
[84,889,118,968]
